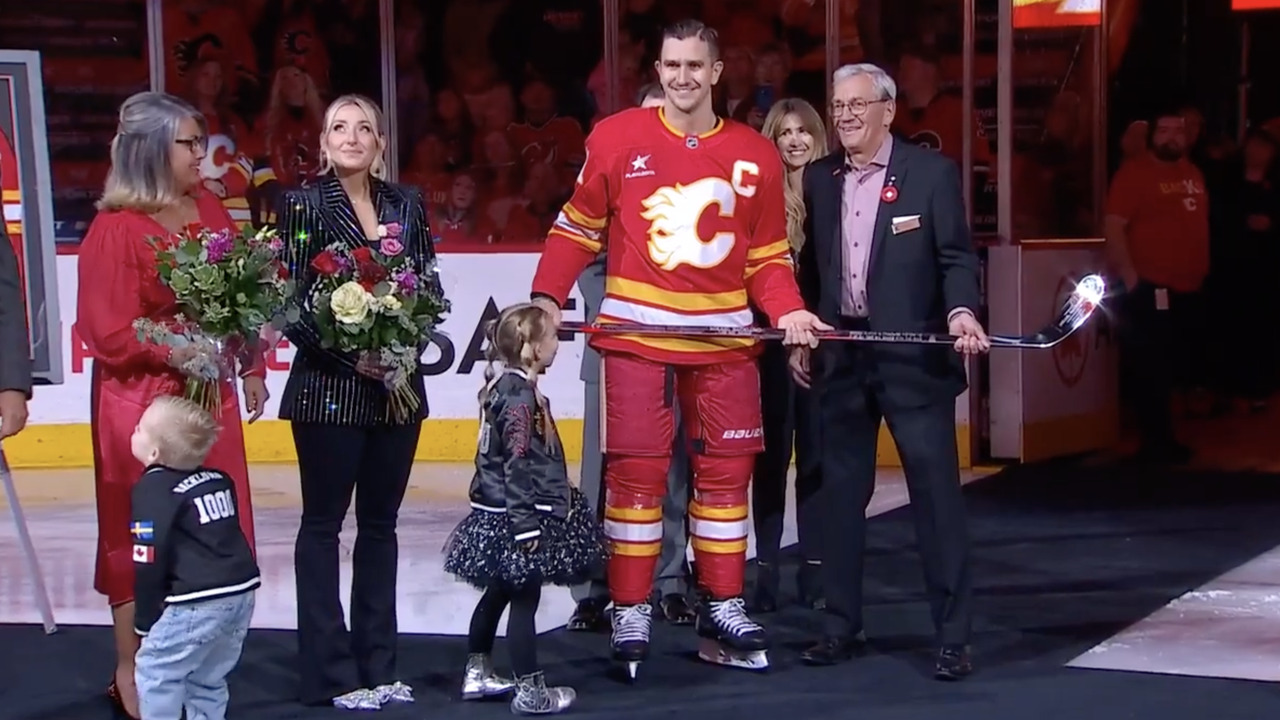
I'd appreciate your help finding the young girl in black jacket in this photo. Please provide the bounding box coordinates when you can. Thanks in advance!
[443,303,608,715]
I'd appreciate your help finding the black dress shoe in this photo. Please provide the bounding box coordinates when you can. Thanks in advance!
[658,593,696,625]
[566,597,610,632]
[934,645,973,681]
[752,562,779,613]
[800,633,867,666]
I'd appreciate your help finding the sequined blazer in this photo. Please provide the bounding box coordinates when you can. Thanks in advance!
[275,175,438,426]
[469,369,571,542]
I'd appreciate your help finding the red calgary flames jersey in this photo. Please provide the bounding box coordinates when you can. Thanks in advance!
[531,107,804,365]
[507,116,586,172]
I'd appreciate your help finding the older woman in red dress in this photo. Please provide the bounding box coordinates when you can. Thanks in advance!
[76,91,269,719]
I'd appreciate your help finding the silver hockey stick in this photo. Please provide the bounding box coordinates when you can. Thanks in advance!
[563,274,1107,349]
[0,441,57,634]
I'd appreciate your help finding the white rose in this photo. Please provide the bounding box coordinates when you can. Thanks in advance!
[378,294,402,312]
[330,281,372,324]
[376,223,389,238]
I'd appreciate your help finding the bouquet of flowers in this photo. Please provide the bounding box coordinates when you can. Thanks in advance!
[306,222,451,422]
[134,223,293,414]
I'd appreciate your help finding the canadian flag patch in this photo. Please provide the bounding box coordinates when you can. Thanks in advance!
[132,544,155,564]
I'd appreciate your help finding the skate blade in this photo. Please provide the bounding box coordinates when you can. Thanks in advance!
[625,660,641,680]
[696,638,769,671]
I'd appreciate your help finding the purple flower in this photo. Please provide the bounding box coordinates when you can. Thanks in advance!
[204,231,234,263]
[393,268,420,294]
[268,236,284,252]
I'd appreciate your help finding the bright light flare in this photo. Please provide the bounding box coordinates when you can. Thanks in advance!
[1061,273,1107,333]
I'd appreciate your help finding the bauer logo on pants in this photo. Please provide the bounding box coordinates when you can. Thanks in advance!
[721,428,764,440]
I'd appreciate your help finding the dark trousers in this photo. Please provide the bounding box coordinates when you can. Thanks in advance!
[752,340,824,567]
[291,422,421,704]
[468,581,543,677]
[817,335,971,646]
[1118,284,1193,449]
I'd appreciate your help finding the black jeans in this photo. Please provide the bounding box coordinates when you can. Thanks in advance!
[292,422,421,704]
[752,340,824,568]
[1119,284,1195,449]
[468,581,543,677]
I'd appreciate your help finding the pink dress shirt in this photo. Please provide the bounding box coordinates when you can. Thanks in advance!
[840,136,894,317]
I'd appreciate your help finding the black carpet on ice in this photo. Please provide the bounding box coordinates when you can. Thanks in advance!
[6,458,1280,720]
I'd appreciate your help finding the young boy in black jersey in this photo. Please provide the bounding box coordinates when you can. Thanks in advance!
[130,396,260,720]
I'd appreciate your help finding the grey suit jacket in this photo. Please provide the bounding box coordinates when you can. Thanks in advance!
[578,253,607,383]
[0,225,32,396]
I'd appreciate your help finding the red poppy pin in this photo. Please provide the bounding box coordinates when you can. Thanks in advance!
[881,185,898,203]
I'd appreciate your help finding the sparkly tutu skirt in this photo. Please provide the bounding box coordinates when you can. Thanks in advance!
[442,488,610,590]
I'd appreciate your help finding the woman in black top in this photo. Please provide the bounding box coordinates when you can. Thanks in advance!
[275,94,440,711]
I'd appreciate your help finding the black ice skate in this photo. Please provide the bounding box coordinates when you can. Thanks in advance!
[610,602,653,680]
[695,596,769,670]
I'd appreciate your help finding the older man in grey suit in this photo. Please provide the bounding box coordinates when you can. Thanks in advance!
[567,247,697,631]
[0,224,31,440]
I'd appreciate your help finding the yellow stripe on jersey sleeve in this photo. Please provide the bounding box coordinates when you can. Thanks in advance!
[746,239,791,262]
[744,256,793,279]
[548,225,604,253]
[563,202,608,231]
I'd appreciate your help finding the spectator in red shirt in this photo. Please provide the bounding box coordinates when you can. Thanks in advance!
[431,172,494,245]
[1106,109,1210,464]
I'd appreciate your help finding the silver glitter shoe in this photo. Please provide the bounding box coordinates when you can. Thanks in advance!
[332,688,381,711]
[510,671,575,715]
[462,653,516,700]
[373,681,414,704]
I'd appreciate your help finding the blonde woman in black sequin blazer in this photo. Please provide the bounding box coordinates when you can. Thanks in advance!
[274,94,438,711]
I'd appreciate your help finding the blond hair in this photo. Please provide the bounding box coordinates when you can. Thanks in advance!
[98,92,206,213]
[318,94,389,179]
[761,98,828,253]
[143,395,221,469]
[478,303,554,404]
[262,65,324,154]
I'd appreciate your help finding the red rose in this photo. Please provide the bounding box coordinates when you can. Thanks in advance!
[351,246,374,264]
[311,250,340,275]
[358,260,388,285]
[276,264,291,280]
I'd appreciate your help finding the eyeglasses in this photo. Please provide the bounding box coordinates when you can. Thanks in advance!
[175,136,208,152]
[830,99,888,117]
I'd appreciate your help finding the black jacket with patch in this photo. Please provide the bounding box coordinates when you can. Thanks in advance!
[130,465,260,635]
[468,369,571,541]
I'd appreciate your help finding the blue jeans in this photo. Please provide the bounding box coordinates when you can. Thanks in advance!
[135,591,256,720]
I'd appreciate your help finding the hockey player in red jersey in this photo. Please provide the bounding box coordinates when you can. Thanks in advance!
[530,19,830,678]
